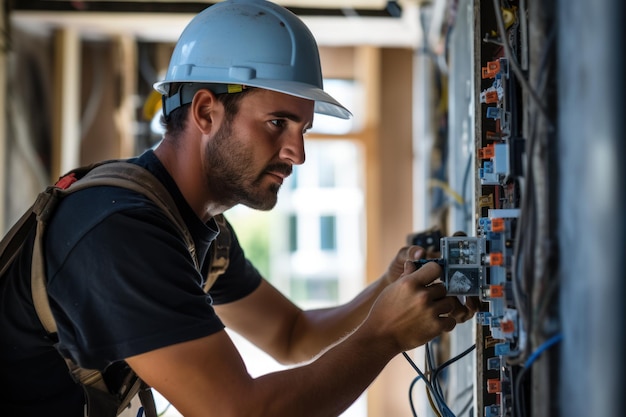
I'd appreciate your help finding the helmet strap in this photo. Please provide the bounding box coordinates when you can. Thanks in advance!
[162,83,244,117]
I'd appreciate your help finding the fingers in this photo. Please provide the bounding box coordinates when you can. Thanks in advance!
[404,259,443,287]
[396,245,423,260]
[438,316,458,333]
[385,246,425,286]
[434,295,457,316]
[425,247,441,259]
[447,302,471,323]
[401,245,424,262]
[465,296,482,313]
[442,296,481,323]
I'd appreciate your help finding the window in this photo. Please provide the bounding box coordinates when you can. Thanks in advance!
[320,215,337,250]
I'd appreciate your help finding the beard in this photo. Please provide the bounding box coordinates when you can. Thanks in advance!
[203,119,291,211]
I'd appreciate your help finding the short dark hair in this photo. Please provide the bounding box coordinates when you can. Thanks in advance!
[160,85,256,138]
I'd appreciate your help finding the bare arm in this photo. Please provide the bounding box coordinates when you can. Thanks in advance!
[127,261,458,417]
[215,245,425,363]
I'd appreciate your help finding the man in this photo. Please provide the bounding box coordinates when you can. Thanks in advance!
[0,0,476,415]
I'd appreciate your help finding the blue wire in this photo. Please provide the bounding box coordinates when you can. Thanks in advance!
[403,351,457,417]
[523,333,563,368]
[408,375,423,417]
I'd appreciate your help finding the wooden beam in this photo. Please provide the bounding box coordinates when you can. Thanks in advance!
[354,44,388,417]
[365,47,417,417]
[51,27,81,180]
[112,34,137,158]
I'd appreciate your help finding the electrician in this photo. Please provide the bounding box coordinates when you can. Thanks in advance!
[0,1,477,415]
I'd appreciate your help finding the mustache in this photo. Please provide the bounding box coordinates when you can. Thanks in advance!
[264,163,292,177]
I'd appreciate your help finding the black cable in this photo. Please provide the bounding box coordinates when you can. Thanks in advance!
[507,0,557,364]
[408,375,422,417]
[425,342,444,401]
[404,343,476,417]
[513,334,563,417]
[460,150,473,224]
[403,351,447,416]
[405,350,452,417]
[431,343,477,411]
[491,0,555,131]
[433,343,476,381]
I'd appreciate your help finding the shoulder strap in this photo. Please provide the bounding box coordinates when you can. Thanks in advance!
[30,160,197,417]
[1,159,231,416]
[31,161,199,335]
[203,213,231,292]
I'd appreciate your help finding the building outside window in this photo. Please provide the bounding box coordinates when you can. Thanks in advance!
[225,138,366,417]
[156,79,368,417]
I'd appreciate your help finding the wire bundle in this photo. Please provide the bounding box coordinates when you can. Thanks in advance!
[403,342,476,417]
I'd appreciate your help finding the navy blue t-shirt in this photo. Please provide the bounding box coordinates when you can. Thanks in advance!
[0,150,262,416]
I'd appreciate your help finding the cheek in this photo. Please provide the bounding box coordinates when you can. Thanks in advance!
[242,132,278,160]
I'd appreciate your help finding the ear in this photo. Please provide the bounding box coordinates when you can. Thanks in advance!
[190,88,222,135]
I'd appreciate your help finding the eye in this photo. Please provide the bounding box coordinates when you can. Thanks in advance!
[269,119,287,129]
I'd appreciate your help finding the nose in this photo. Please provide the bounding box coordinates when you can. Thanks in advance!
[279,131,306,165]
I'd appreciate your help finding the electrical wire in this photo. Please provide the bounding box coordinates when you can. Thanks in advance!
[432,343,476,383]
[403,351,447,416]
[157,402,172,417]
[490,0,555,132]
[507,0,558,365]
[425,343,445,408]
[429,342,477,413]
[460,151,473,224]
[523,333,562,368]
[507,112,538,365]
[528,22,560,340]
[513,334,563,417]
[408,376,423,417]
[404,343,476,417]
[406,350,452,416]
[408,373,445,417]
[428,179,465,208]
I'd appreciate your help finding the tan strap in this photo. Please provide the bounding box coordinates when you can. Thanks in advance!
[203,213,231,292]
[31,162,199,335]
[26,161,195,417]
[31,218,58,333]
[17,160,232,417]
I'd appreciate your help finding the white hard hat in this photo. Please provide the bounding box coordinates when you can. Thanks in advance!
[154,0,352,119]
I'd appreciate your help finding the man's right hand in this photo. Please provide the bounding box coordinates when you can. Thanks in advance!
[358,260,458,353]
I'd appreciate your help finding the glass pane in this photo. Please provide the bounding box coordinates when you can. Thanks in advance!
[320,215,337,250]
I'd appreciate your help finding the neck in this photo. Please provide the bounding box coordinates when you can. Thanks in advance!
[154,137,231,222]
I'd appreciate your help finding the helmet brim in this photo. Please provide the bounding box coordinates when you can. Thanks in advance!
[154,79,352,120]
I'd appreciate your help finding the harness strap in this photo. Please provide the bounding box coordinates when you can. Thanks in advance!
[204,213,231,292]
[2,159,232,416]
[29,161,198,417]
[31,162,199,335]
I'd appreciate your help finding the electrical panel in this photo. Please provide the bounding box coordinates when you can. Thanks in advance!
[473,5,526,415]
[409,0,560,416]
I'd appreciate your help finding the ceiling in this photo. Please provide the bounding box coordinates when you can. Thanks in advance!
[8,0,426,47]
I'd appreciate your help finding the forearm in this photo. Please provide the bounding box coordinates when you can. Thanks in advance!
[252,326,395,417]
[132,262,456,417]
[287,277,388,363]
[130,325,398,417]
